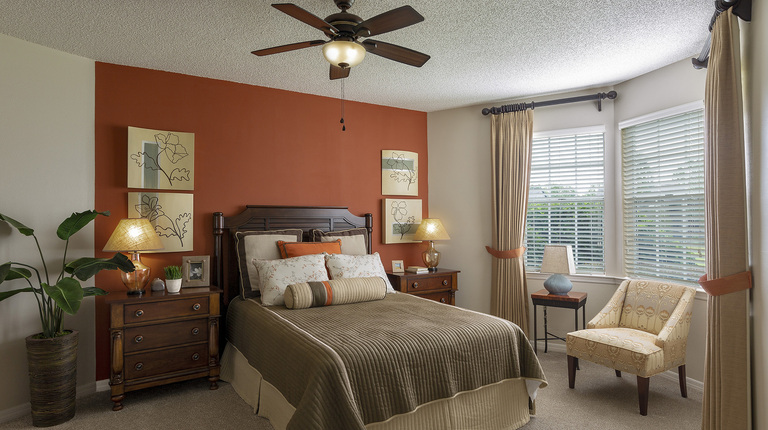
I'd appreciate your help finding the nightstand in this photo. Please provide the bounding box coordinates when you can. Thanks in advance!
[107,287,221,411]
[530,289,587,355]
[386,268,459,305]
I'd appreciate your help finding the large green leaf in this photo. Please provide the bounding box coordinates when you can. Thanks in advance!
[0,213,34,236]
[82,287,108,297]
[43,278,84,315]
[0,263,32,285]
[65,252,135,281]
[56,210,110,241]
[0,287,34,302]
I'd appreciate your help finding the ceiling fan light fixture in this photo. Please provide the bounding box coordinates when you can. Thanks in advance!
[322,40,366,68]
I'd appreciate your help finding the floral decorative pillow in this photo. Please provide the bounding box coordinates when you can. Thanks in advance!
[324,252,395,293]
[253,254,329,306]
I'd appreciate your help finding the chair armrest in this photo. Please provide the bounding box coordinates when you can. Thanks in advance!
[655,287,696,349]
[587,280,629,329]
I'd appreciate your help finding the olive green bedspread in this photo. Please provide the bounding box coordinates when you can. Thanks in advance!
[226,292,546,430]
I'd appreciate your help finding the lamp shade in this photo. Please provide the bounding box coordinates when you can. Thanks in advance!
[322,40,366,68]
[413,218,451,241]
[540,245,575,275]
[103,218,163,252]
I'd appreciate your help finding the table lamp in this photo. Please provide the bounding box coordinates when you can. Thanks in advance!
[413,218,451,271]
[103,218,164,295]
[541,244,576,295]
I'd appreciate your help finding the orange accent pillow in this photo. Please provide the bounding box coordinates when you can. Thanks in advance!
[276,239,342,259]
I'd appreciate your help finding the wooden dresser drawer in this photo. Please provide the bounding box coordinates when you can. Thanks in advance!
[124,318,208,353]
[406,275,452,293]
[418,290,453,304]
[108,287,221,411]
[125,344,208,380]
[124,297,209,324]
[387,269,459,306]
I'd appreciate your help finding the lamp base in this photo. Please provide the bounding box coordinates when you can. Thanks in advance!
[422,241,441,271]
[543,274,573,295]
[122,252,151,296]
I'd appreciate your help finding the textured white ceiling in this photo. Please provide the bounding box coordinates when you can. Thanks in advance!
[0,0,713,112]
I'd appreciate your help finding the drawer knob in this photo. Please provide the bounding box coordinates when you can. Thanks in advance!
[442,279,449,286]
[135,362,144,371]
[440,298,447,303]
[191,328,200,335]
[134,310,144,317]
[192,353,200,361]
[193,303,201,311]
[412,282,419,289]
[134,335,143,343]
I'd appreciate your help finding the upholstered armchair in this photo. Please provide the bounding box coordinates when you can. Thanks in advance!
[566,279,696,415]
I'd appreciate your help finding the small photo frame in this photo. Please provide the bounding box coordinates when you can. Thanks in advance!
[182,255,210,287]
[392,260,405,273]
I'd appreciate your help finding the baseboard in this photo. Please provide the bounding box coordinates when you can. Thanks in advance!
[0,402,30,425]
[0,381,100,424]
[533,340,704,393]
[96,379,111,392]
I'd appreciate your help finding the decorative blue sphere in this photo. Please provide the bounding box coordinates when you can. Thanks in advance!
[543,274,573,295]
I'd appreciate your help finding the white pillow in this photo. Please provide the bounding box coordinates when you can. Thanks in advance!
[253,254,329,306]
[324,252,395,293]
[319,234,367,255]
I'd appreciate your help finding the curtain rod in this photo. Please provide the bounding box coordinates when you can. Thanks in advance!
[691,0,751,69]
[481,91,617,116]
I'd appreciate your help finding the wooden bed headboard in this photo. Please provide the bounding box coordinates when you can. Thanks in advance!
[213,205,373,306]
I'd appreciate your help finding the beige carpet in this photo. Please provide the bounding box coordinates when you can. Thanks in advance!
[1,349,701,429]
[524,349,703,429]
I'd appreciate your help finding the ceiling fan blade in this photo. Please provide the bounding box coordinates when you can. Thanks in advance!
[354,5,424,37]
[362,40,430,67]
[272,3,338,36]
[252,40,326,56]
[330,65,351,80]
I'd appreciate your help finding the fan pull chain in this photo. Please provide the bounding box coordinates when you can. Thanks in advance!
[340,78,346,131]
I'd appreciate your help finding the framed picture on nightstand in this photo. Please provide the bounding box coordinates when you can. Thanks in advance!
[392,260,404,272]
[182,255,210,287]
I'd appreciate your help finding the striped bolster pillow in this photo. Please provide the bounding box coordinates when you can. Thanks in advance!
[284,277,387,309]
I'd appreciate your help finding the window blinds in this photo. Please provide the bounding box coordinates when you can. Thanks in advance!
[526,131,605,274]
[621,108,705,285]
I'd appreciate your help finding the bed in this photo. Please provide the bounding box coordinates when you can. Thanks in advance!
[213,205,546,430]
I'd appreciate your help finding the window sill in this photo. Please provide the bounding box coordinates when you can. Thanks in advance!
[526,272,708,301]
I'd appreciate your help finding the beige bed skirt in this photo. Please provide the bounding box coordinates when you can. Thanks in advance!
[221,343,535,430]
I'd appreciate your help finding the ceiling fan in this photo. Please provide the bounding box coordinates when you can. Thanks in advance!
[252,0,430,80]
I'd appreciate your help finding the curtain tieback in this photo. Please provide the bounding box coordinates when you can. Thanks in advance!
[485,246,526,259]
[698,271,752,296]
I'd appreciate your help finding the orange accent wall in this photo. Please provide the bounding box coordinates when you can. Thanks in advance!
[94,63,428,380]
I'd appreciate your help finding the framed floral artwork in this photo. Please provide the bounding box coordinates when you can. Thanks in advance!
[128,192,193,252]
[382,198,422,244]
[127,126,194,190]
[381,150,418,196]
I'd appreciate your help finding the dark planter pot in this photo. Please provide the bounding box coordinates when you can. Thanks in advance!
[25,330,78,427]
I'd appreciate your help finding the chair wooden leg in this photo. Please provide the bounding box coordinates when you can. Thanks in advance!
[615,370,622,377]
[678,365,688,398]
[567,355,577,389]
[637,376,649,416]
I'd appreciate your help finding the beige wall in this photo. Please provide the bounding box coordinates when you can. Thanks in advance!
[428,59,709,382]
[0,34,95,418]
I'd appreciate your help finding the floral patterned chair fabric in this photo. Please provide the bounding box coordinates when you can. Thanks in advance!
[566,279,696,415]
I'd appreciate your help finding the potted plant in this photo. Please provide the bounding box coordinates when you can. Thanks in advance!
[164,265,182,293]
[0,210,135,427]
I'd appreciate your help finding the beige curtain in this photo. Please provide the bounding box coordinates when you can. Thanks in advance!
[702,9,751,430]
[489,110,534,336]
